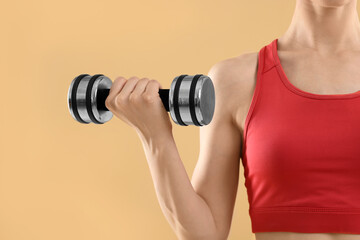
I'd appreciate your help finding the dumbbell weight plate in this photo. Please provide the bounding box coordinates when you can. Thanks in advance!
[169,74,215,126]
[67,74,113,124]
[68,74,89,124]
[197,75,216,125]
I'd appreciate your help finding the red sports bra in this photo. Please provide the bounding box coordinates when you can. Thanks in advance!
[241,38,360,234]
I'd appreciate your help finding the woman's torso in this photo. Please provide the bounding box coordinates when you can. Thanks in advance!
[233,37,360,240]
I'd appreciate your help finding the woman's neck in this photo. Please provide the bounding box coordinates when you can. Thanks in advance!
[280,0,360,53]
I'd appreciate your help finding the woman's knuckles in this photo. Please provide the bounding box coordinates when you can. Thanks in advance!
[114,76,126,83]
[138,78,150,85]
[149,79,160,86]
[105,97,117,111]
[105,77,160,112]
[115,95,128,108]
[142,93,155,103]
[127,76,140,84]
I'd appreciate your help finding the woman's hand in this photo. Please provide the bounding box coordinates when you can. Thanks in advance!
[105,76,173,139]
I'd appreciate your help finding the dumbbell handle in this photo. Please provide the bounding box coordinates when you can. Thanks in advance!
[97,89,170,112]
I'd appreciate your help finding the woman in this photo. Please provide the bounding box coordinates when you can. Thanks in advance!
[105,0,360,239]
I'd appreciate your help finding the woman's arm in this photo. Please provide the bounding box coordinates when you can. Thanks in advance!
[136,54,256,240]
[137,131,219,240]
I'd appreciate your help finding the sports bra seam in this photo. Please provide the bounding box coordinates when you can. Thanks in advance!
[273,60,360,100]
[263,64,276,74]
[250,206,360,214]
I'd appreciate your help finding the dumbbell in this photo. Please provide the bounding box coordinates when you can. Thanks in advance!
[67,74,215,126]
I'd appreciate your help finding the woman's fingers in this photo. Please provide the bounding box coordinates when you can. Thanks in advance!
[103,76,170,133]
[143,79,161,96]
[131,78,150,96]
[106,76,156,109]
[116,77,148,106]
[143,79,161,100]
[105,76,127,110]
[108,76,127,98]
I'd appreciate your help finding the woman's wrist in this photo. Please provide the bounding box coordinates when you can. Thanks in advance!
[135,128,175,155]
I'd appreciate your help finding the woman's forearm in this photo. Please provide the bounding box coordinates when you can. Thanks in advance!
[136,130,221,240]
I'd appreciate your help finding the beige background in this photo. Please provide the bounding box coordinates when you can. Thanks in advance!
[1,1,298,239]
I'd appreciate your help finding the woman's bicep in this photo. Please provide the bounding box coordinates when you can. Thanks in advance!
[190,59,242,237]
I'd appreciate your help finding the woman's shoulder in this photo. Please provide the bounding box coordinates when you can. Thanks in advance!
[208,52,259,132]
[209,51,258,81]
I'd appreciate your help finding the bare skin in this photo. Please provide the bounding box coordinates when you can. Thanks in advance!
[106,0,360,239]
